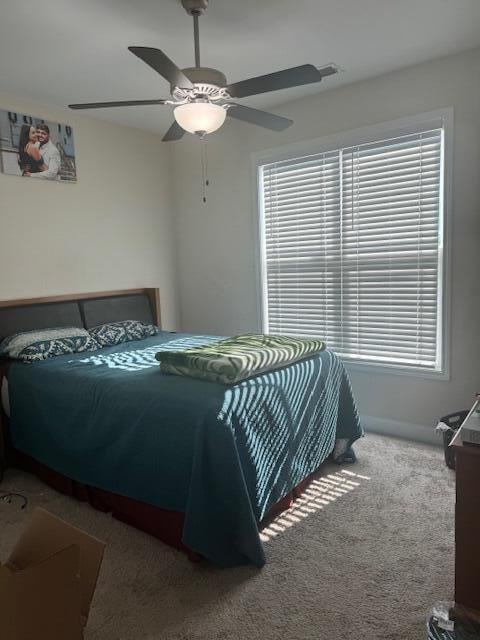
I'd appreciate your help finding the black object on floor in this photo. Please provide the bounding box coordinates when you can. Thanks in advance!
[439,411,469,470]
[427,608,480,639]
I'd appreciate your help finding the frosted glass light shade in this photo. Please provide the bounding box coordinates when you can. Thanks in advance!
[174,102,226,135]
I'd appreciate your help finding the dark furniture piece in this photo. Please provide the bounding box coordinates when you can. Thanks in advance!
[0,408,5,483]
[452,407,480,613]
[0,359,8,483]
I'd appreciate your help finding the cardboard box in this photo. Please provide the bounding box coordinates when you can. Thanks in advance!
[0,507,105,640]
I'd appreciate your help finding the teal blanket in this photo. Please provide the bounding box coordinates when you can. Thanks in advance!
[7,333,362,567]
[157,333,325,384]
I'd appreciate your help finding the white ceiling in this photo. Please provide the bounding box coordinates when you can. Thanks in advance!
[2,0,480,135]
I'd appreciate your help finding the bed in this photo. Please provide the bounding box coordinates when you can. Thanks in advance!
[0,288,362,567]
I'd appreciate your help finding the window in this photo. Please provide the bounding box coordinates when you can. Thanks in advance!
[258,116,448,374]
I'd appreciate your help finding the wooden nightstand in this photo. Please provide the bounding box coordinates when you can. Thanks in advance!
[452,402,480,613]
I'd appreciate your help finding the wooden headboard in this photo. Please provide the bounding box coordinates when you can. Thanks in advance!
[0,288,161,341]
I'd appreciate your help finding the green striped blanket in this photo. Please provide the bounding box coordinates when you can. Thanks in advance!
[156,334,326,384]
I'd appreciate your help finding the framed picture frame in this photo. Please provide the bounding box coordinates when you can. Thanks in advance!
[0,109,77,182]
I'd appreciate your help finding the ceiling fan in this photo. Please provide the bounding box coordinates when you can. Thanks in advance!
[69,0,338,141]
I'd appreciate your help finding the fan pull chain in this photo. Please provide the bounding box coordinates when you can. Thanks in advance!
[200,137,209,203]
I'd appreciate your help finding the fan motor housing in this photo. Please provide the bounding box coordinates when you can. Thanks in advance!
[173,67,227,95]
[181,0,208,15]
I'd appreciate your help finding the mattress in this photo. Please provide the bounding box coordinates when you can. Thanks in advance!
[5,332,362,567]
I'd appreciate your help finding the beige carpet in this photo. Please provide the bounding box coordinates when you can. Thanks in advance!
[0,434,455,639]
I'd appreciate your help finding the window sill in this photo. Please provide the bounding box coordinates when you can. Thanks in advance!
[343,359,449,381]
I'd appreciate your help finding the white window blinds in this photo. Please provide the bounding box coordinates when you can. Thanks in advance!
[260,127,444,371]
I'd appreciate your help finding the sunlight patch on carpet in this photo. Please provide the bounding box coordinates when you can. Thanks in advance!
[260,469,370,542]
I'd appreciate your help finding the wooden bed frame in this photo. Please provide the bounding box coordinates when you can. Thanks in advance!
[0,287,161,325]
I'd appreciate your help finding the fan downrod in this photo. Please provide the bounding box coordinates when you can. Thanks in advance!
[181,0,208,15]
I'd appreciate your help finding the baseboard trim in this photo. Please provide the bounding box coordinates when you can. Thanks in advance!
[361,415,441,447]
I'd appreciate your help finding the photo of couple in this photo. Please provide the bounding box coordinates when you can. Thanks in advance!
[0,109,77,182]
[18,123,60,179]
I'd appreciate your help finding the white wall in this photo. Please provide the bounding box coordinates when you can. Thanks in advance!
[0,92,178,329]
[171,48,480,443]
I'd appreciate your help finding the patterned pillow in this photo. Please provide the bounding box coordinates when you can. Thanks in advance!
[0,327,98,362]
[89,320,158,347]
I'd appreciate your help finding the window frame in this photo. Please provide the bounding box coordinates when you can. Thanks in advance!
[251,109,453,380]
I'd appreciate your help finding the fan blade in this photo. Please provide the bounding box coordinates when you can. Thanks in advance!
[129,46,194,89]
[228,104,293,131]
[162,121,185,142]
[69,99,167,110]
[227,64,328,99]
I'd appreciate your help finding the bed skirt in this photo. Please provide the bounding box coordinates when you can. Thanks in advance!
[10,447,328,563]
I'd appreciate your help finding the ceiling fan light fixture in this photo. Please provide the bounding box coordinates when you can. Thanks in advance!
[174,101,226,136]
[68,1,340,141]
